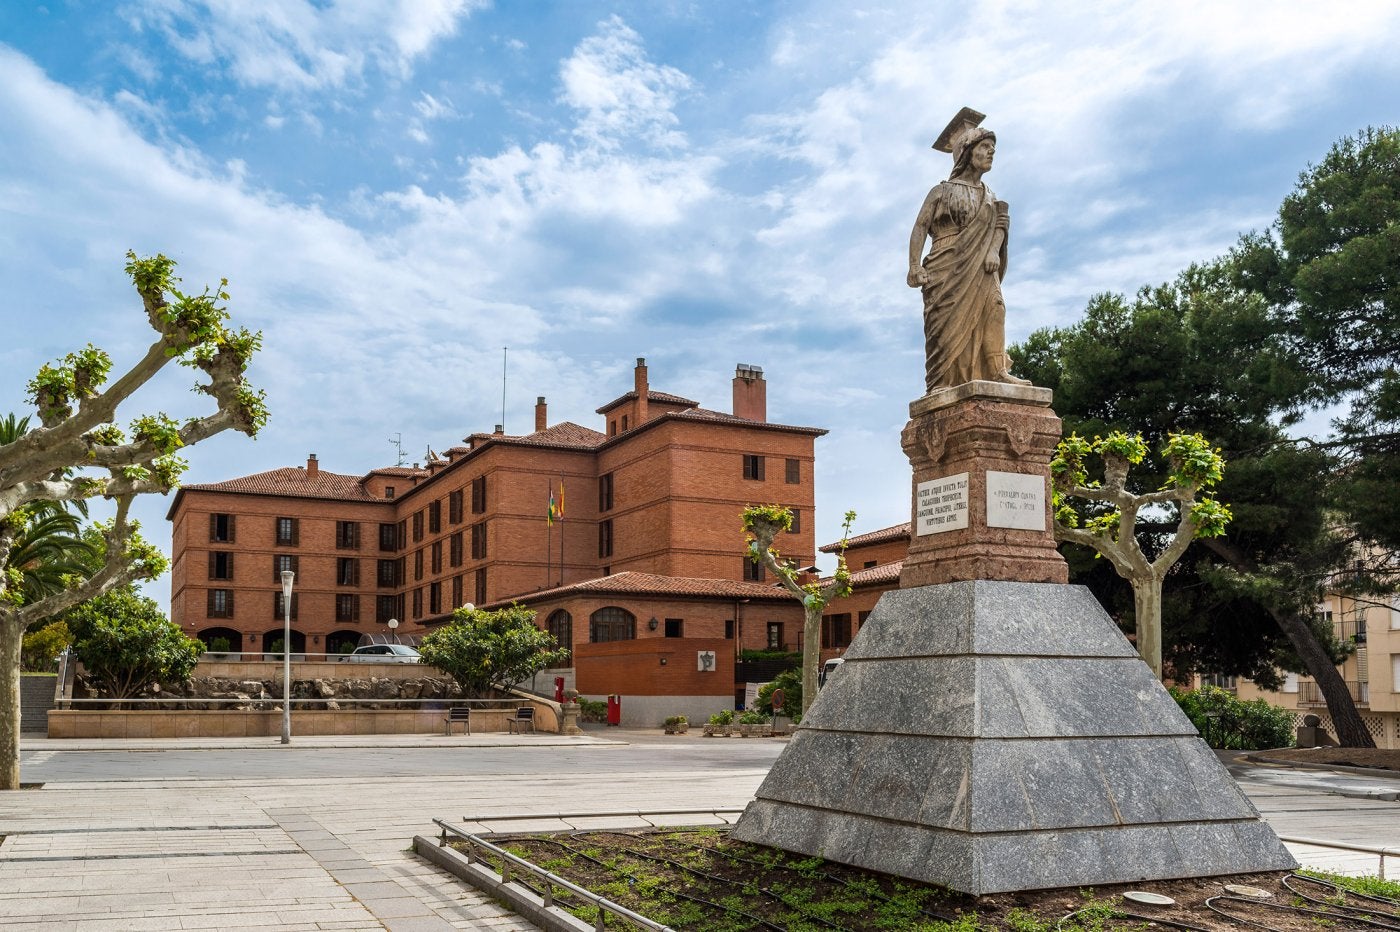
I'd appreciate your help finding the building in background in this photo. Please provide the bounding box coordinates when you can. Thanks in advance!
[166,359,823,722]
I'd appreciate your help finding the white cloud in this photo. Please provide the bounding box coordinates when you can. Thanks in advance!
[127,0,484,92]
[559,15,693,149]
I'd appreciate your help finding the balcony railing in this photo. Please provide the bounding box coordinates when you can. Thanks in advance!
[1337,618,1367,643]
[1297,680,1369,708]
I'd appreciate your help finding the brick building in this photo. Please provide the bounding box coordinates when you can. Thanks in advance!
[166,359,824,721]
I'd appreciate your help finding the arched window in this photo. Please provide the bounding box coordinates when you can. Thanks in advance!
[261,629,306,657]
[546,609,573,650]
[589,607,635,643]
[198,627,241,657]
[325,629,361,658]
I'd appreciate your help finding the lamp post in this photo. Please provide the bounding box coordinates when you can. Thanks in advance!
[281,570,295,745]
[387,617,399,644]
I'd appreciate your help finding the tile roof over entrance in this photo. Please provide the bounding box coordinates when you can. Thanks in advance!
[480,571,794,609]
[180,467,382,502]
[820,522,911,553]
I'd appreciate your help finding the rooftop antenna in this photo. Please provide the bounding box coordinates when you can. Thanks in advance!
[501,346,508,434]
[387,433,407,467]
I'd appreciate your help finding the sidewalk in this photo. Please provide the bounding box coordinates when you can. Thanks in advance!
[19,731,627,753]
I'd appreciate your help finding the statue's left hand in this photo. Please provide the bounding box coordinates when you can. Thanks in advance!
[983,252,1000,274]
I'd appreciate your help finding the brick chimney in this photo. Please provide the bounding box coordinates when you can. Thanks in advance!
[733,364,766,422]
[535,396,548,433]
[634,357,649,424]
[307,453,319,477]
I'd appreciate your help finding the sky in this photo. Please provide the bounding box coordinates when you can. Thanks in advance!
[3,1,1399,609]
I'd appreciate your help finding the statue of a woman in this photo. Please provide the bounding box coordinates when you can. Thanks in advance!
[907,108,1029,391]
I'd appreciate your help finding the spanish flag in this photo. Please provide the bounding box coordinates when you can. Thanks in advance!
[557,480,565,519]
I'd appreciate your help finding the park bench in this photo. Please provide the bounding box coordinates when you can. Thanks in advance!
[444,707,471,735]
[507,706,535,734]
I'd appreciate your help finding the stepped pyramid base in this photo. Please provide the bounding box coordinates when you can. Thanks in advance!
[731,582,1297,895]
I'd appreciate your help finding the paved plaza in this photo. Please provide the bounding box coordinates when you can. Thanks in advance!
[1,730,1398,931]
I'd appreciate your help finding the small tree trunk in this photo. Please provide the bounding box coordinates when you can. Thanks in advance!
[801,604,821,716]
[1131,574,1164,680]
[1271,608,1375,748]
[0,619,23,790]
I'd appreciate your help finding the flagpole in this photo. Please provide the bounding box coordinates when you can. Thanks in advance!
[545,479,551,590]
[558,476,565,586]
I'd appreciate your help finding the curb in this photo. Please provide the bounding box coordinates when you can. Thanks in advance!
[413,835,593,932]
[1243,753,1400,785]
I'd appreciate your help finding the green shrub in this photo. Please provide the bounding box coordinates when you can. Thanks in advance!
[663,715,687,727]
[22,621,71,671]
[577,698,607,722]
[738,649,802,664]
[738,711,768,725]
[206,635,231,653]
[1169,684,1295,750]
[756,668,802,717]
[708,709,734,726]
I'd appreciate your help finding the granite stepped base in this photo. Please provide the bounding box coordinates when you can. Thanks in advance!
[730,581,1297,894]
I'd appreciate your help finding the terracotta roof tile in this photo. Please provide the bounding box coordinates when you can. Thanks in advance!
[821,522,911,552]
[463,421,605,451]
[595,390,699,414]
[366,466,429,478]
[182,467,383,502]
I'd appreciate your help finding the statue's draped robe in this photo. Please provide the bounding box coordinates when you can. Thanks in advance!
[919,180,1009,390]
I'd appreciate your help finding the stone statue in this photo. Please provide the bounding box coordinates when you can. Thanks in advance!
[907,107,1029,391]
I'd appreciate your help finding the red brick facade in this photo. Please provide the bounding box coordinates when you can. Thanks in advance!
[167,359,824,677]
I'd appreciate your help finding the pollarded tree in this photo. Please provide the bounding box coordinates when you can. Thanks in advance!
[418,603,571,697]
[1051,431,1232,679]
[0,252,266,790]
[743,505,854,716]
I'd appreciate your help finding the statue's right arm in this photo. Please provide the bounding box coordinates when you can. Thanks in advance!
[907,187,940,286]
[907,188,938,288]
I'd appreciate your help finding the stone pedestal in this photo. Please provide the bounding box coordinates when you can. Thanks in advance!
[900,381,1067,588]
[731,581,1298,894]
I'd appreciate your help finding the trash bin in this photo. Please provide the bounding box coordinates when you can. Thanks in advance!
[606,694,622,726]
[554,676,565,704]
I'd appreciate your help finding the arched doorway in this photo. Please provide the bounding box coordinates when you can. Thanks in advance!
[589,607,635,643]
[262,629,306,658]
[198,626,242,658]
[325,630,361,659]
[546,609,573,651]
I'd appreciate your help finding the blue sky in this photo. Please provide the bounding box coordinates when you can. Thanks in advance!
[3,1,1400,608]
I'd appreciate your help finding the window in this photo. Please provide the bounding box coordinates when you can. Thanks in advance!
[598,519,613,558]
[379,523,397,552]
[471,475,487,514]
[452,574,463,609]
[207,589,233,618]
[474,568,487,604]
[471,521,487,560]
[547,609,572,649]
[412,510,424,542]
[209,513,235,543]
[336,521,360,549]
[724,619,735,639]
[1200,673,1239,691]
[428,500,441,534]
[336,594,360,622]
[337,558,359,587]
[449,489,464,524]
[786,458,801,484]
[822,613,852,649]
[431,541,442,574]
[621,414,629,431]
[766,622,783,650]
[274,592,298,620]
[396,520,407,549]
[385,485,396,499]
[429,582,442,615]
[858,610,871,629]
[598,473,614,512]
[414,549,424,581]
[590,607,635,643]
[788,508,801,534]
[208,551,233,580]
[743,454,765,480]
[273,554,298,582]
[275,516,298,546]
[664,618,683,638]
[396,557,406,586]
[450,531,463,568]
[744,559,765,582]
[609,419,617,436]
[412,588,423,619]
[377,559,397,588]
[864,560,878,569]
[376,595,396,623]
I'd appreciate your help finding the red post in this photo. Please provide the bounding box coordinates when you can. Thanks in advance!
[554,676,565,704]
[606,694,621,726]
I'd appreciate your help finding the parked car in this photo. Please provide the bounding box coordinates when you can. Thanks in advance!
[340,644,421,663]
[819,657,844,688]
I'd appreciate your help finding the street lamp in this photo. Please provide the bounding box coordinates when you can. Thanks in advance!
[280,570,295,745]
[387,617,399,644]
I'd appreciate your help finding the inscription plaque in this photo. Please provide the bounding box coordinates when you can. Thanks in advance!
[986,470,1045,531]
[916,472,969,535]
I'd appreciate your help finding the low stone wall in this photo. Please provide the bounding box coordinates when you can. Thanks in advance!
[48,700,560,739]
[21,674,57,732]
